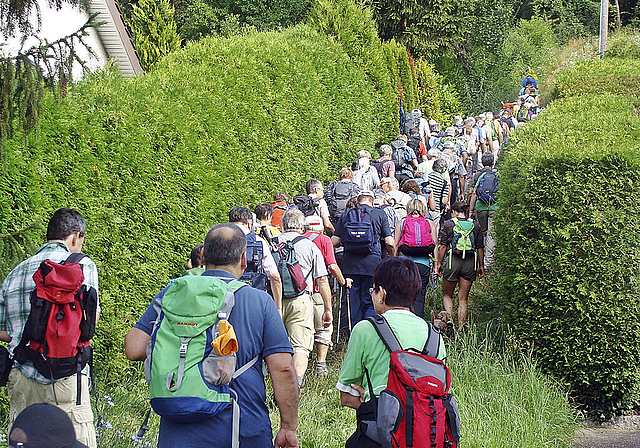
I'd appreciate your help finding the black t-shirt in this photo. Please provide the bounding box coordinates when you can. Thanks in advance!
[334,204,392,276]
[438,218,484,250]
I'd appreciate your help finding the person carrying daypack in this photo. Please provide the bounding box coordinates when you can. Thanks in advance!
[435,202,484,332]
[325,168,361,225]
[337,257,459,448]
[390,138,418,186]
[331,192,394,330]
[270,191,293,231]
[273,208,332,386]
[229,207,280,299]
[0,208,99,447]
[125,223,299,448]
[469,152,498,267]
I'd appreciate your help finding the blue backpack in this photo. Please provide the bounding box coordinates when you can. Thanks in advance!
[239,233,267,290]
[476,169,498,205]
[342,206,377,255]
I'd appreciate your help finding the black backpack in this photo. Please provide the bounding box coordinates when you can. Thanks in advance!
[325,181,359,221]
[407,136,422,155]
[390,140,413,174]
[371,160,385,179]
[293,195,320,217]
[403,111,421,136]
[239,233,267,290]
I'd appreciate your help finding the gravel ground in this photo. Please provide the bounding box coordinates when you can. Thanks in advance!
[574,416,640,448]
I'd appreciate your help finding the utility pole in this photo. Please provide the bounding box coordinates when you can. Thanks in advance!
[599,0,609,59]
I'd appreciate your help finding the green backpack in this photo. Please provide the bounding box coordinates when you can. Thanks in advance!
[449,218,477,269]
[144,276,258,446]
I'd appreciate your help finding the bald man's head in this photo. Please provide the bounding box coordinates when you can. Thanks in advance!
[203,223,247,267]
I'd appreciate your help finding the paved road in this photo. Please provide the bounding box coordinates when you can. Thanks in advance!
[574,428,640,448]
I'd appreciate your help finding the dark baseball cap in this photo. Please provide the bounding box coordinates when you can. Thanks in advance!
[9,403,89,448]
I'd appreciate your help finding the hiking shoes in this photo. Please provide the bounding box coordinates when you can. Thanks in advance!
[316,362,329,377]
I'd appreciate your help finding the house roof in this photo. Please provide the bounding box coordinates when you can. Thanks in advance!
[87,0,143,77]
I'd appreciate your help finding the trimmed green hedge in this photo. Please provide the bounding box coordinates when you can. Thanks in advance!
[0,25,391,382]
[495,93,640,418]
[552,57,640,101]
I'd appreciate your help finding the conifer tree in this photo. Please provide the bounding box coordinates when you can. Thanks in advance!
[130,0,181,70]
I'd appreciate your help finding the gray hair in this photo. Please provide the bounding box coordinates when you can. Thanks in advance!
[373,188,387,199]
[282,208,306,232]
[204,223,247,267]
[379,144,392,157]
[382,176,399,190]
[433,158,447,174]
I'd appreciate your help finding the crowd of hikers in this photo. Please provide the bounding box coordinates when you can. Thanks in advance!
[0,81,541,448]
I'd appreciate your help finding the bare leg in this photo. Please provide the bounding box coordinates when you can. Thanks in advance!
[442,279,457,322]
[316,343,329,363]
[292,352,309,380]
[457,278,473,331]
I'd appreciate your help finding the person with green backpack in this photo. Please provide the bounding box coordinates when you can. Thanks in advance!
[125,223,299,448]
[434,202,484,332]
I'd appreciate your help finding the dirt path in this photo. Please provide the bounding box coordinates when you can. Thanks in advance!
[574,428,640,448]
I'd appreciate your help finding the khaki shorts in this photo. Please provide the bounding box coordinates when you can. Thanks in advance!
[7,368,97,448]
[443,252,477,282]
[282,292,314,354]
[312,292,333,347]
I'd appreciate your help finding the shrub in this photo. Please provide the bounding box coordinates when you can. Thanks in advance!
[129,0,181,70]
[0,25,385,384]
[605,31,640,60]
[494,93,640,418]
[552,57,640,101]
[414,59,465,124]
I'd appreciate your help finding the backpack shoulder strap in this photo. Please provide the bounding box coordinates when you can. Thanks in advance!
[217,279,246,318]
[291,235,307,245]
[422,322,441,357]
[366,315,403,353]
[307,232,319,242]
[64,253,87,264]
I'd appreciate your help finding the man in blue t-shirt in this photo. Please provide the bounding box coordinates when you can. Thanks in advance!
[331,192,395,331]
[125,223,298,448]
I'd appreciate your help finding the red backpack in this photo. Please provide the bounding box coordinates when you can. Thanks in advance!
[360,315,460,448]
[270,200,291,231]
[398,215,436,256]
[14,253,98,403]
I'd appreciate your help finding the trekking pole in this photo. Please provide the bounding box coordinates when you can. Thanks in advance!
[336,284,342,345]
[346,288,352,333]
[134,408,152,442]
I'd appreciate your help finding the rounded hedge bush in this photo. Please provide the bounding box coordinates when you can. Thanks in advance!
[495,92,640,418]
[0,25,399,382]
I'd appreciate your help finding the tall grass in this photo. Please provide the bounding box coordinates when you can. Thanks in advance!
[1,323,576,448]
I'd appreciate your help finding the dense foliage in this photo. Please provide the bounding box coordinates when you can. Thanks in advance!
[0,26,394,382]
[495,86,640,417]
[129,0,181,70]
[551,57,640,101]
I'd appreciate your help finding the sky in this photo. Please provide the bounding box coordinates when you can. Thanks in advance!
[2,2,107,76]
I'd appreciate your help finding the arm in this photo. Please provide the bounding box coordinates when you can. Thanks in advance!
[327,263,346,287]
[434,244,447,276]
[477,247,485,278]
[266,352,299,448]
[340,385,365,409]
[458,175,466,201]
[428,192,436,211]
[331,235,341,248]
[269,272,283,315]
[384,236,395,257]
[322,216,335,236]
[429,219,438,246]
[125,327,151,361]
[394,219,403,255]
[0,330,10,342]
[469,191,478,216]
[316,276,333,327]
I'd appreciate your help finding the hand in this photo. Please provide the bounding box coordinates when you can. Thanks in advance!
[322,310,333,328]
[345,278,353,288]
[477,265,485,279]
[274,427,298,448]
[434,263,442,277]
